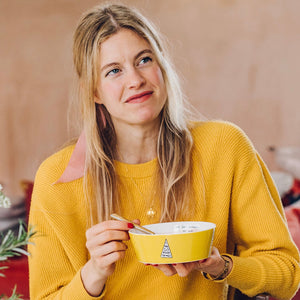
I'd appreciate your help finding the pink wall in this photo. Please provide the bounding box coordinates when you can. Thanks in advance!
[1,0,300,196]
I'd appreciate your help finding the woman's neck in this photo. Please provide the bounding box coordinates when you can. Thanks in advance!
[114,122,160,164]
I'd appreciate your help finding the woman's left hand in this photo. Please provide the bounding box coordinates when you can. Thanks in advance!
[147,247,232,278]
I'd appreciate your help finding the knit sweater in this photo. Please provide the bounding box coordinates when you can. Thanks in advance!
[28,121,300,300]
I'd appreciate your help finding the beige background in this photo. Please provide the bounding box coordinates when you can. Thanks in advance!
[1,0,299,197]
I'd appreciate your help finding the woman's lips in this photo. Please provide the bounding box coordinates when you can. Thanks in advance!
[125,91,153,103]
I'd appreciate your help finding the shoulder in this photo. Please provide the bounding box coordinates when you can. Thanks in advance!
[31,144,81,213]
[190,120,256,156]
[35,144,76,185]
[191,119,248,138]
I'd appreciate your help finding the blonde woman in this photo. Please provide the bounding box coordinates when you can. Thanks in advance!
[28,3,300,300]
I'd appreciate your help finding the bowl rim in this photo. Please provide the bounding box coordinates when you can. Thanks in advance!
[129,221,216,236]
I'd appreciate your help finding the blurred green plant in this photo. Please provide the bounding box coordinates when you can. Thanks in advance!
[0,220,35,276]
[0,184,36,299]
[0,185,11,209]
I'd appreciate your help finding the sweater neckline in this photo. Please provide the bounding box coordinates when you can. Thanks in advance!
[114,158,158,178]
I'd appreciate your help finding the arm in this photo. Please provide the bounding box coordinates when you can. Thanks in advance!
[28,158,135,299]
[28,199,104,300]
[226,150,300,299]
[151,123,300,299]
[81,220,134,296]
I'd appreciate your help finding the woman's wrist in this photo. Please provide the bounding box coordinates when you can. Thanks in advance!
[214,255,231,279]
[203,255,233,281]
[81,260,107,297]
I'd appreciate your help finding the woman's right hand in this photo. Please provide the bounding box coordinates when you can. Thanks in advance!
[81,220,136,297]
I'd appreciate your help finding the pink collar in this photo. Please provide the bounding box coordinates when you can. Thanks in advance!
[56,131,86,183]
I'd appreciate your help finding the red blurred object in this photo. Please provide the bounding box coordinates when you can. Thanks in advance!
[282,179,300,207]
[0,180,33,299]
[284,202,300,300]
[0,255,29,299]
[20,180,34,224]
[269,200,300,300]
[292,179,300,194]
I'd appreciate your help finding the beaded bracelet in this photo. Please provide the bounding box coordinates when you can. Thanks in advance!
[202,256,231,281]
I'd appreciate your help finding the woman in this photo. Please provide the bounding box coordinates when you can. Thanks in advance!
[28,3,300,299]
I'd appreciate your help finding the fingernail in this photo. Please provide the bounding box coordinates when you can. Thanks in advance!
[128,223,134,229]
[144,264,150,266]
[172,264,177,266]
[199,259,207,263]
[152,264,158,266]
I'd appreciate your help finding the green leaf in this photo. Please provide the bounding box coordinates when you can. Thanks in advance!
[0,221,36,261]
[0,257,9,261]
[12,248,29,256]
[0,221,36,299]
[6,285,23,300]
[1,230,12,246]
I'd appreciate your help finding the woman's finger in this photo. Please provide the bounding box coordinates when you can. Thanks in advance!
[93,248,127,267]
[172,262,199,277]
[172,263,189,277]
[86,230,130,250]
[90,240,128,258]
[149,264,177,276]
[86,220,133,238]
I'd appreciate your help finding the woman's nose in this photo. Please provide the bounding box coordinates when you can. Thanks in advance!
[126,68,146,89]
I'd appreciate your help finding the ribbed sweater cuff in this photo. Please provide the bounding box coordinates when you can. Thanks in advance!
[63,268,106,299]
[225,255,265,296]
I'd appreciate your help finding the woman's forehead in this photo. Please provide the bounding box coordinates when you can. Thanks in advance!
[98,29,152,63]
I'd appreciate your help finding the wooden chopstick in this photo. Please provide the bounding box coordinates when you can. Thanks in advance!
[110,213,155,235]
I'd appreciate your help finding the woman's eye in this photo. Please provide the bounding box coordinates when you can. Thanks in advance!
[139,56,152,65]
[106,68,120,77]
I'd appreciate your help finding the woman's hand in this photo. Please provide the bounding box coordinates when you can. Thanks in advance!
[81,219,139,296]
[147,247,232,278]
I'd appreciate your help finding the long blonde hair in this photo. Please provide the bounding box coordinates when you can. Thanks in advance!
[72,3,194,224]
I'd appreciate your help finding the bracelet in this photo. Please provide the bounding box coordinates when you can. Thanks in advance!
[202,256,231,281]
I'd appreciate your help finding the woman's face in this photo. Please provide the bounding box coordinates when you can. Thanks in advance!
[95,29,167,130]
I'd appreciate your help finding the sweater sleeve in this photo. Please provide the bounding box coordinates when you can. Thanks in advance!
[28,149,106,300]
[224,128,300,299]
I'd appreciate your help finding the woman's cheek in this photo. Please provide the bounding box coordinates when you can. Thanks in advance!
[153,65,165,85]
[101,81,123,104]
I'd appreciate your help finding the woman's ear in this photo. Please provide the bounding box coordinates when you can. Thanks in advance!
[94,89,102,104]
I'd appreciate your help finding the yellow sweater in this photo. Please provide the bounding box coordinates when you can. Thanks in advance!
[28,121,300,300]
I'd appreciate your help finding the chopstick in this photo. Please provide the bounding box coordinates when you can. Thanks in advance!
[110,213,155,235]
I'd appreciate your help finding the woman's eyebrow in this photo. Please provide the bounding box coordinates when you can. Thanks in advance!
[100,49,153,73]
[101,61,119,73]
[134,49,153,60]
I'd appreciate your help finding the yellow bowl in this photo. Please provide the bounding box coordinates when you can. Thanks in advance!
[129,221,215,264]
